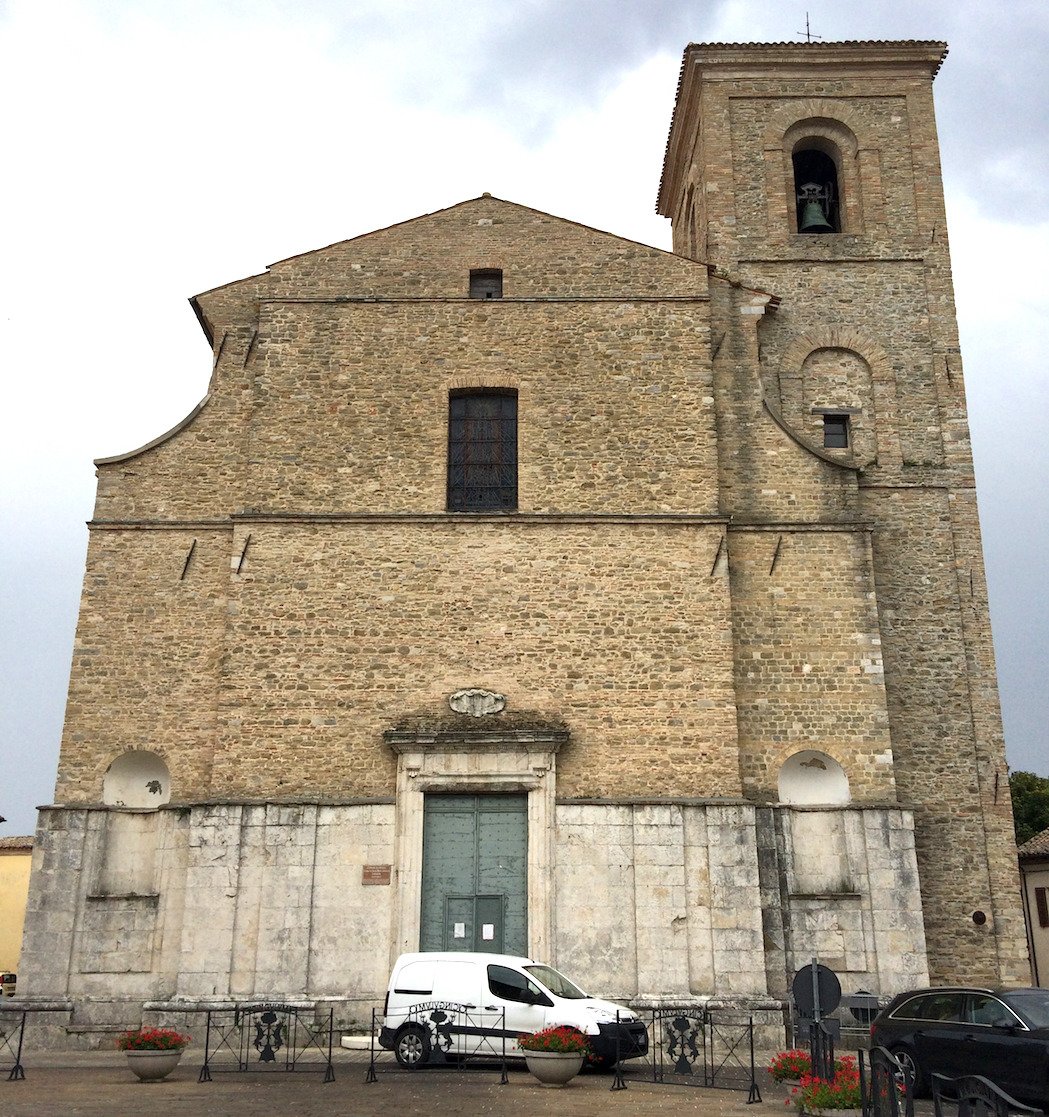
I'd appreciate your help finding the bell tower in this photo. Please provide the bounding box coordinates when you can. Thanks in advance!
[658,41,951,269]
[657,41,1030,987]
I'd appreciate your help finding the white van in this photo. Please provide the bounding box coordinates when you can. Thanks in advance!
[378,952,648,1068]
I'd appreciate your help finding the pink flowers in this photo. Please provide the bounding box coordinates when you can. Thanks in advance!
[117,1026,191,1051]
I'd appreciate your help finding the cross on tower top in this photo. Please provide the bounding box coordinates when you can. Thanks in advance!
[796,13,823,43]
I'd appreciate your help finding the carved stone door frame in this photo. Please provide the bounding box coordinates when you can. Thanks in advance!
[385,725,567,966]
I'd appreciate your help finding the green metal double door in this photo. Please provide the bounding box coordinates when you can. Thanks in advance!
[420,794,528,955]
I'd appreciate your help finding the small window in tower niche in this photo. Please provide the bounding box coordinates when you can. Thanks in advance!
[823,414,849,449]
[469,269,503,299]
[794,146,840,233]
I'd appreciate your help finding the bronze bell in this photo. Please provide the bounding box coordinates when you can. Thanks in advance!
[797,181,834,233]
[799,199,834,232]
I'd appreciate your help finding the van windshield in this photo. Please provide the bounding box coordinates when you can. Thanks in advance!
[525,965,587,999]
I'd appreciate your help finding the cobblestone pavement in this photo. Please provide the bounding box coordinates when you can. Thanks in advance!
[2,1049,791,1117]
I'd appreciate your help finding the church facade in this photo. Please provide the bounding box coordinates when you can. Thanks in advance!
[20,40,1029,1043]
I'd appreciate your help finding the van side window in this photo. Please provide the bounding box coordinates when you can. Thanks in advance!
[488,964,549,1005]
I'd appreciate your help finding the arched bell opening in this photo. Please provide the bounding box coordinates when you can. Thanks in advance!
[792,141,842,233]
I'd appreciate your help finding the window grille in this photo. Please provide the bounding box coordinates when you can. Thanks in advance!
[448,391,517,511]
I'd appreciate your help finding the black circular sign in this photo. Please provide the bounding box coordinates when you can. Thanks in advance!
[792,963,842,1017]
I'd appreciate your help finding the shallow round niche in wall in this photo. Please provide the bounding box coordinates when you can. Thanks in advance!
[778,750,850,806]
[102,751,171,808]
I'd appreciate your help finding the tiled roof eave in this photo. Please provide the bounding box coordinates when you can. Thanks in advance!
[1018,826,1049,858]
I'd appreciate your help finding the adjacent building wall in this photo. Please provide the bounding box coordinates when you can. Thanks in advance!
[0,837,33,978]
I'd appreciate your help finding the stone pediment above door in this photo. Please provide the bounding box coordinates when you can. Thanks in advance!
[384,704,569,793]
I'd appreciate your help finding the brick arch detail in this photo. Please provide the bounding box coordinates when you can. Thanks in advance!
[781,329,890,384]
[446,375,522,391]
[773,741,852,776]
[764,102,867,235]
[763,99,865,151]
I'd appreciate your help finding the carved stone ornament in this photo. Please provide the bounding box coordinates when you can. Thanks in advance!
[448,688,506,718]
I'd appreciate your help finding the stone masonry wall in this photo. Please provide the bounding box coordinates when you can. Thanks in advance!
[24,799,927,1045]
[728,525,895,803]
[213,520,742,801]
[54,519,743,806]
[754,805,929,1000]
[55,528,230,803]
[244,299,719,516]
[554,802,768,1000]
[192,195,712,355]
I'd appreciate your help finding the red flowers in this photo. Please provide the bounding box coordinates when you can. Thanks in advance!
[517,1026,590,1054]
[786,1055,862,1111]
[769,1049,813,1081]
[117,1027,191,1051]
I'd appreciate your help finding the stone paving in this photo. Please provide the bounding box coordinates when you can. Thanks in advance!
[2,1048,789,1117]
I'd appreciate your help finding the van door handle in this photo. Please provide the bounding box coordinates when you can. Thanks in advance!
[485,1005,498,1011]
[462,1003,476,1009]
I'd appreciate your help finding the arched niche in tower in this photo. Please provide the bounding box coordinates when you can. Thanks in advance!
[778,749,850,806]
[781,117,861,235]
[102,750,171,809]
[799,346,876,463]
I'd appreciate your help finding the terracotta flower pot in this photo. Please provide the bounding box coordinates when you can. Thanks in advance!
[125,1049,184,1082]
[524,1050,584,1087]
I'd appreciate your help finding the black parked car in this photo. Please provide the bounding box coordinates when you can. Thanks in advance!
[869,987,1049,1105]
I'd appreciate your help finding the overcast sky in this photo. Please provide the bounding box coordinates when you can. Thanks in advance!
[2,0,1046,837]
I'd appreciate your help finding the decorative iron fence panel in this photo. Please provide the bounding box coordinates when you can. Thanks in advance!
[931,1072,1044,1117]
[0,1005,69,1081]
[611,1008,761,1101]
[862,1045,915,1117]
[365,1003,509,1081]
[197,1003,335,1082]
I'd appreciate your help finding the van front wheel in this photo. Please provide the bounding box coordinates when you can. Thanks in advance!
[395,1024,432,1068]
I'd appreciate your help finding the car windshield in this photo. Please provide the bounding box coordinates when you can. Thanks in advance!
[1004,990,1049,1028]
[525,965,587,999]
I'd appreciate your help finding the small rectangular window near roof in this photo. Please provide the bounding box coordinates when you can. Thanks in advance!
[1037,886,1049,928]
[823,414,849,449]
[469,269,503,299]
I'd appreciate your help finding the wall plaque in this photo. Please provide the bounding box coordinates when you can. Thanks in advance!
[362,864,392,886]
[449,688,506,717]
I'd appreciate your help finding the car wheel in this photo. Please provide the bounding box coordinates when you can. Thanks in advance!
[890,1045,927,1098]
[395,1024,432,1068]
